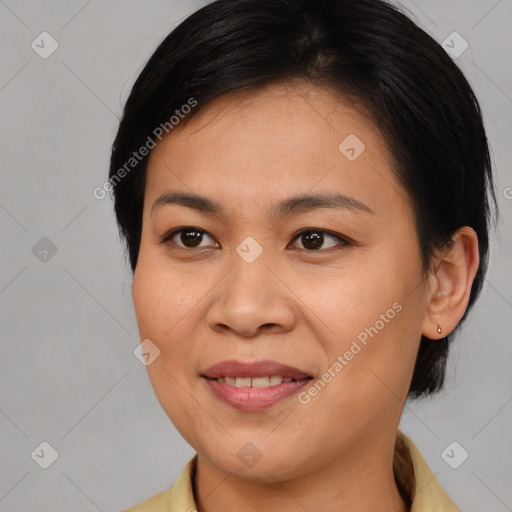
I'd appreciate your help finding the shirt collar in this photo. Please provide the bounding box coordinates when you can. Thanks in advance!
[394,430,460,511]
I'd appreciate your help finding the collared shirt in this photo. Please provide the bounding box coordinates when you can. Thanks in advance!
[122,430,460,511]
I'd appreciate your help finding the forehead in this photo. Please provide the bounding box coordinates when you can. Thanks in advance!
[144,81,406,217]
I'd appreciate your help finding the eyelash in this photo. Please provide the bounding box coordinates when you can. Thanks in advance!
[159,226,353,252]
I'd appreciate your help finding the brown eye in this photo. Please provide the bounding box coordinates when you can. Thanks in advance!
[179,229,203,247]
[162,227,218,249]
[290,229,349,251]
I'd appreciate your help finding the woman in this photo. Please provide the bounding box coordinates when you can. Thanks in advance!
[109,0,497,510]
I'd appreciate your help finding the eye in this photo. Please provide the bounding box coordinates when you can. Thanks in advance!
[160,226,351,252]
[160,227,219,249]
[288,228,351,251]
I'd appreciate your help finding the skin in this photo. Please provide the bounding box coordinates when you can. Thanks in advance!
[132,80,479,511]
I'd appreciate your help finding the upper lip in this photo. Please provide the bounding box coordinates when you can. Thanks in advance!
[201,360,311,380]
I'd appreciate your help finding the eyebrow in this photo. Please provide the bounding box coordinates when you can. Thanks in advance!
[150,190,374,219]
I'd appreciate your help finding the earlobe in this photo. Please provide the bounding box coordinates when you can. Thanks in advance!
[421,226,480,340]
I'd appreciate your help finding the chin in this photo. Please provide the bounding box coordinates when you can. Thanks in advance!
[199,438,312,482]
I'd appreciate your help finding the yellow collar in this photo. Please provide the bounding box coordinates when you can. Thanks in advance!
[394,430,460,510]
[123,430,460,511]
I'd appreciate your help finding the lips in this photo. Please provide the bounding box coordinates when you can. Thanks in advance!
[201,360,311,380]
[201,360,312,411]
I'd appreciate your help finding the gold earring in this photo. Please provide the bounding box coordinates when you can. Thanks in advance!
[437,325,442,335]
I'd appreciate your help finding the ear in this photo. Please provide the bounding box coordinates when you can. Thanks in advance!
[421,226,480,339]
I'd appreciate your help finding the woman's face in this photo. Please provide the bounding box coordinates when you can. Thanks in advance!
[132,81,430,480]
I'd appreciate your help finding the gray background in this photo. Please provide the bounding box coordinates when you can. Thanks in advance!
[0,0,511,510]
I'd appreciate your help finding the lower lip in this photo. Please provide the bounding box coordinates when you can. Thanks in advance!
[204,377,312,411]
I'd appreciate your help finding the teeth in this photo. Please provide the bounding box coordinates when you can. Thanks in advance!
[216,376,294,388]
[269,375,283,385]
[252,376,270,388]
[235,377,252,388]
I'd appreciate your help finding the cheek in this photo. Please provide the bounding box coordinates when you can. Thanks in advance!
[304,254,425,408]
[303,256,421,351]
[132,260,210,432]
[131,259,200,415]
[132,254,204,342]
[325,304,423,428]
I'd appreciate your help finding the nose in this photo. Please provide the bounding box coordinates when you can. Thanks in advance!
[205,253,297,338]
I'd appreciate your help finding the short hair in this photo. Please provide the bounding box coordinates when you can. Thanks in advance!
[109,0,497,398]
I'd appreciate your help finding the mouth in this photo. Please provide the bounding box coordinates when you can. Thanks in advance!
[202,359,312,380]
[210,375,300,387]
[201,360,313,411]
